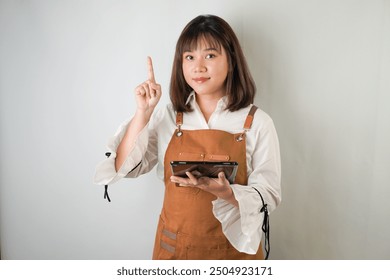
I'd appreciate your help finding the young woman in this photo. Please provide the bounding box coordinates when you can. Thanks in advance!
[94,15,281,260]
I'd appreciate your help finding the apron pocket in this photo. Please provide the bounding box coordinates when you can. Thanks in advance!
[178,152,230,162]
[178,152,205,161]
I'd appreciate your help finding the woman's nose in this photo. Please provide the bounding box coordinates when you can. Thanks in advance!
[194,59,206,73]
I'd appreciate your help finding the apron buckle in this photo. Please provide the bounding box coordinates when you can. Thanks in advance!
[236,131,246,141]
[176,125,183,137]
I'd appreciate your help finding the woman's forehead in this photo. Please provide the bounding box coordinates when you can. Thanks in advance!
[183,34,222,52]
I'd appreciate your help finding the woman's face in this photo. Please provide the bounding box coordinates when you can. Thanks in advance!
[182,39,229,99]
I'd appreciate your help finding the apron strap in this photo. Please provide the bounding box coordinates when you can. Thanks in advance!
[176,105,257,129]
[175,112,183,136]
[176,106,257,140]
[236,105,258,141]
[243,105,258,130]
[176,112,183,126]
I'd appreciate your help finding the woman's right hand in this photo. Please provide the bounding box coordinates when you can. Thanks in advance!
[134,56,162,113]
[116,57,161,172]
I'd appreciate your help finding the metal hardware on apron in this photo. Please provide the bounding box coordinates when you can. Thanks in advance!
[152,105,266,260]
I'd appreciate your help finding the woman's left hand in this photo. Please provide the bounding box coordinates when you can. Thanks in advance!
[170,172,238,207]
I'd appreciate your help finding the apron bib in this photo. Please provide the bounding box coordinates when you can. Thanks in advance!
[152,105,263,260]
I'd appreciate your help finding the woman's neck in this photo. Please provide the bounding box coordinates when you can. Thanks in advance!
[195,93,223,123]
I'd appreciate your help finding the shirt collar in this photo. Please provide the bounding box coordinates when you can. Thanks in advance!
[185,91,196,105]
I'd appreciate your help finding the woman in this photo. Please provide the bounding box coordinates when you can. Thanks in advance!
[94,14,281,260]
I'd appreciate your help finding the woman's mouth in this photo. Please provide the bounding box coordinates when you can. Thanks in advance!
[193,77,210,83]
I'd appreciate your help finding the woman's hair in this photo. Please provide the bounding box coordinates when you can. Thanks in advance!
[170,14,256,112]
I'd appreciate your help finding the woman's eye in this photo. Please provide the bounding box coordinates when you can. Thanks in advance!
[185,55,194,60]
[206,54,216,59]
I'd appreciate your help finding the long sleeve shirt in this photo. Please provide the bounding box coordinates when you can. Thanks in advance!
[94,92,281,254]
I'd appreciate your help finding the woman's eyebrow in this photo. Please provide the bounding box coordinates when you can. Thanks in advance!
[183,47,220,53]
[204,47,218,51]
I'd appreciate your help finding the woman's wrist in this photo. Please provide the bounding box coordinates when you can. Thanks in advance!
[135,107,154,122]
[223,186,238,207]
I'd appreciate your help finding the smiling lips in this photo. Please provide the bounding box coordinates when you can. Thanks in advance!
[193,77,210,83]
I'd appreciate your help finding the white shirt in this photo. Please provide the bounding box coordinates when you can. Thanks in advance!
[94,92,281,254]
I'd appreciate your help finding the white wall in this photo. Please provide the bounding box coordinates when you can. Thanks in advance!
[0,0,389,260]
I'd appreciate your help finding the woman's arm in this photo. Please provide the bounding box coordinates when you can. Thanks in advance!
[115,57,161,171]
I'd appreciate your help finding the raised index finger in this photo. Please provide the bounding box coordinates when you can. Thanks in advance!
[147,56,155,82]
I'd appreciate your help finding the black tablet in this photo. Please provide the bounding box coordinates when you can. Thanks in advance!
[170,161,238,184]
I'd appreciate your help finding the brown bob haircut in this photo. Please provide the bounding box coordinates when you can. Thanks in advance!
[169,14,256,112]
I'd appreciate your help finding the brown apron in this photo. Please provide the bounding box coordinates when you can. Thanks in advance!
[152,105,264,260]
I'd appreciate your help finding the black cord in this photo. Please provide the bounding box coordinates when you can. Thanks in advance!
[252,187,270,260]
[104,152,112,202]
[104,184,111,202]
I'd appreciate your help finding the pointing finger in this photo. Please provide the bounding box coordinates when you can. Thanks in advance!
[147,56,155,82]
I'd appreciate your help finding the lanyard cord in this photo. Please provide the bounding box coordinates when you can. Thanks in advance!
[104,152,112,202]
[252,187,270,260]
[104,184,111,202]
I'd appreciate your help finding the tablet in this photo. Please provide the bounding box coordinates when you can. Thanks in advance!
[170,161,238,184]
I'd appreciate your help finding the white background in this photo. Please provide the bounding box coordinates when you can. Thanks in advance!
[0,0,389,260]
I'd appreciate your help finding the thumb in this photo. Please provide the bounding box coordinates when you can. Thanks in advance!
[218,172,226,181]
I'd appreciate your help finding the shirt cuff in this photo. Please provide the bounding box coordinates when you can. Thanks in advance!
[93,123,149,185]
[212,185,264,254]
